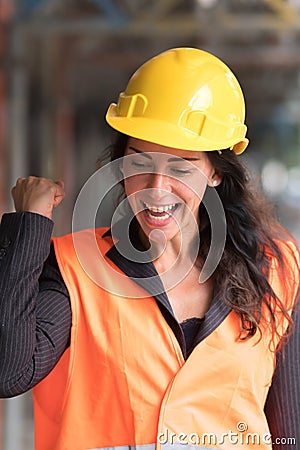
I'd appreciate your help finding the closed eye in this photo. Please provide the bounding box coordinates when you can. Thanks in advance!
[131,161,152,168]
[169,167,195,176]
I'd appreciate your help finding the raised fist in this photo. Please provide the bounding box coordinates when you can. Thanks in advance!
[12,176,65,220]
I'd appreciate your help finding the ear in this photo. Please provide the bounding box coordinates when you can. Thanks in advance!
[208,172,223,188]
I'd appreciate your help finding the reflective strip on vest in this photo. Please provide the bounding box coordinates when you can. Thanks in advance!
[162,444,216,450]
[85,446,215,450]
[86,446,156,450]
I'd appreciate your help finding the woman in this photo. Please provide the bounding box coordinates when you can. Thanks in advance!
[0,47,299,450]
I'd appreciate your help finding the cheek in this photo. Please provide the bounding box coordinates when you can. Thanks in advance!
[178,178,207,207]
[124,175,143,197]
[186,193,202,211]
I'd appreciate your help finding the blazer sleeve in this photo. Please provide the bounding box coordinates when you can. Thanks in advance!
[0,212,71,397]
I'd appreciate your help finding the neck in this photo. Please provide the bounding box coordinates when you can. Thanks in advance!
[138,226,200,291]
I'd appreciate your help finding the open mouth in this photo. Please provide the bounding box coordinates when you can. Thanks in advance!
[143,202,179,221]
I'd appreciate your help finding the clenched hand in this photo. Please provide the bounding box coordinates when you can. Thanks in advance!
[12,176,65,220]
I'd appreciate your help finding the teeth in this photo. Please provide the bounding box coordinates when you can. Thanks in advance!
[147,212,170,221]
[144,202,176,213]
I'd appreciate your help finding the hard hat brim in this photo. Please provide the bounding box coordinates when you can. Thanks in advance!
[106,104,249,155]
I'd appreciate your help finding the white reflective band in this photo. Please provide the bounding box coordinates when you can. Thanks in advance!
[162,443,216,450]
[86,445,216,450]
[87,445,156,450]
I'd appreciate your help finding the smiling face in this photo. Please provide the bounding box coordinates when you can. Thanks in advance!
[122,138,221,245]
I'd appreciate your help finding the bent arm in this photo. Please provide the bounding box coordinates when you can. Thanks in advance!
[0,212,71,397]
[264,304,300,449]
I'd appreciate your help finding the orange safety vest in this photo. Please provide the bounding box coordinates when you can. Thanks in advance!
[33,228,299,450]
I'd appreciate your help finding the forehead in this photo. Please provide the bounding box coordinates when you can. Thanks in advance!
[126,137,208,162]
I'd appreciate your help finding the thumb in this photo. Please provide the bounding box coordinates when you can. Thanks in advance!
[52,180,65,208]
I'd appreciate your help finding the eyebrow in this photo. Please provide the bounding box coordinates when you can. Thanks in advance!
[128,146,200,162]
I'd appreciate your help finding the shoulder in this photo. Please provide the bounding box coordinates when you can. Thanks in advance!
[53,227,111,243]
[267,238,299,310]
[53,227,114,258]
[271,238,299,279]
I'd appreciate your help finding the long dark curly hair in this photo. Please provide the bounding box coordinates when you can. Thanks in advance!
[203,149,298,348]
[108,132,299,349]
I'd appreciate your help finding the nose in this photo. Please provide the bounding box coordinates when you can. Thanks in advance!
[147,172,170,191]
[145,172,171,201]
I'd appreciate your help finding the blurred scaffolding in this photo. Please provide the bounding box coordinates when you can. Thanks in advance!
[0,0,300,448]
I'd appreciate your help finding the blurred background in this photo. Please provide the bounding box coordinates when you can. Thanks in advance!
[0,0,300,448]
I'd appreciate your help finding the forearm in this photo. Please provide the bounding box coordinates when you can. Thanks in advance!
[0,212,71,397]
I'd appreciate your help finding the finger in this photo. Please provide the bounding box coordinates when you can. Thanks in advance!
[55,180,64,190]
[15,177,26,186]
[53,181,65,198]
[53,191,65,208]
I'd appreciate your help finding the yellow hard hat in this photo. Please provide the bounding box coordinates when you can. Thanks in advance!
[106,47,249,154]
